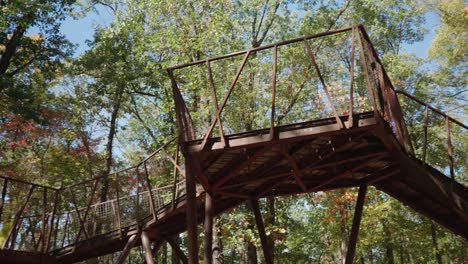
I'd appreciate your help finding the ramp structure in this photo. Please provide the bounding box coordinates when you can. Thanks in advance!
[0,25,466,264]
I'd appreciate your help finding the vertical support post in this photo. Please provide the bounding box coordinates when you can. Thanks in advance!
[206,60,227,147]
[143,162,157,220]
[0,179,8,223]
[269,45,278,139]
[114,173,123,238]
[142,231,155,264]
[185,155,199,264]
[3,185,35,249]
[422,105,429,168]
[356,29,379,116]
[345,185,368,264]
[445,117,455,181]
[251,199,273,264]
[200,51,251,148]
[204,192,214,264]
[172,143,180,210]
[117,234,139,264]
[135,168,140,223]
[40,188,47,252]
[348,27,356,128]
[304,40,344,129]
[46,189,60,252]
[61,212,70,248]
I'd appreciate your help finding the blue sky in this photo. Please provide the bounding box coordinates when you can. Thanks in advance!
[60,6,440,59]
[59,5,114,55]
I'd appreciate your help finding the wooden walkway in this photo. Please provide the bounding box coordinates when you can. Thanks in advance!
[0,25,466,263]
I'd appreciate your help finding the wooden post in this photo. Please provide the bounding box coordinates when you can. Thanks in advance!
[185,156,199,264]
[204,192,214,264]
[345,185,368,264]
[40,188,47,252]
[3,185,35,249]
[0,179,8,223]
[117,234,139,264]
[251,199,273,264]
[142,231,155,264]
[46,189,60,252]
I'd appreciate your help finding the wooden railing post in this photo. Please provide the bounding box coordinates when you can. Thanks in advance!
[2,185,35,249]
[46,189,60,252]
[304,40,344,129]
[143,161,157,220]
[348,27,356,128]
[269,45,278,138]
[200,51,251,149]
[206,60,227,147]
[0,179,8,223]
[171,142,180,210]
[40,188,47,252]
[135,168,140,223]
[422,104,429,168]
[114,173,123,238]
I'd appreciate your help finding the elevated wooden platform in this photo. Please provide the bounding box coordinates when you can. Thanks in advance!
[49,112,467,263]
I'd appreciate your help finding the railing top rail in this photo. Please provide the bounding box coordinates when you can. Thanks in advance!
[396,90,468,130]
[0,137,178,191]
[61,137,178,191]
[0,175,60,191]
[168,26,354,71]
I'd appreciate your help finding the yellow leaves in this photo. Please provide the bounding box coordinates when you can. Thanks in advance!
[27,33,44,42]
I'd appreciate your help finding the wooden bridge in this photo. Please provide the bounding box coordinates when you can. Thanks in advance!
[0,25,467,263]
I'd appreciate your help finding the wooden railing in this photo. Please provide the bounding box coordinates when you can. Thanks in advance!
[0,138,186,253]
[168,25,416,152]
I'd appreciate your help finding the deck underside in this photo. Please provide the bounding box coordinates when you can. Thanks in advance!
[45,113,467,263]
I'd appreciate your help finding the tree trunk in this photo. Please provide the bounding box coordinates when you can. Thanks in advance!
[171,235,181,264]
[213,225,223,264]
[245,203,258,264]
[100,85,125,202]
[381,219,395,264]
[339,194,348,264]
[267,197,275,263]
[430,222,443,264]
[246,242,257,264]
[162,243,168,264]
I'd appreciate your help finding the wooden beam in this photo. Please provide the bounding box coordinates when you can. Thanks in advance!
[117,234,139,264]
[142,231,155,264]
[345,185,368,264]
[307,155,384,193]
[251,199,273,264]
[213,144,275,189]
[279,145,307,192]
[204,192,214,264]
[191,156,211,192]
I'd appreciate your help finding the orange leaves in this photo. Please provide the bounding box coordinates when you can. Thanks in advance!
[321,189,359,223]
